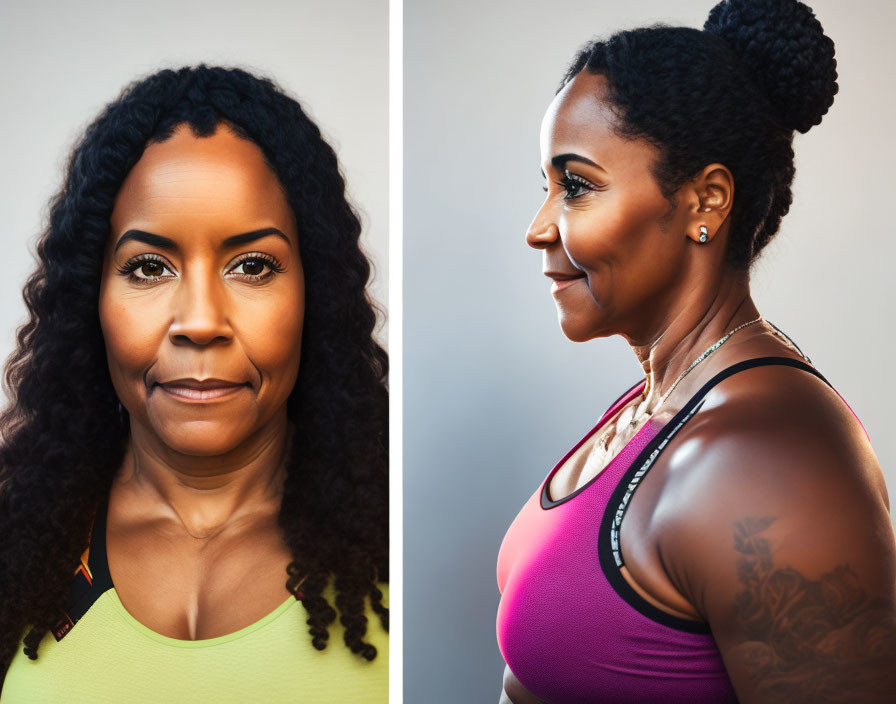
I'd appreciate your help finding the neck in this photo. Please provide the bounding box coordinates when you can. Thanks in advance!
[627,269,757,410]
[114,412,291,539]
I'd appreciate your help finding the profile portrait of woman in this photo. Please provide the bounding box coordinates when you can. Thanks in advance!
[495,0,895,702]
[0,65,388,702]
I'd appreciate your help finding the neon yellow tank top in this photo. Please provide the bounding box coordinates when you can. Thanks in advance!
[0,495,388,703]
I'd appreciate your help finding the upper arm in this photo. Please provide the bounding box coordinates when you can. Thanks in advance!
[657,398,896,704]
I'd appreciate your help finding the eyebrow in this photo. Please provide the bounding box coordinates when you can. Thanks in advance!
[550,153,608,172]
[113,227,291,254]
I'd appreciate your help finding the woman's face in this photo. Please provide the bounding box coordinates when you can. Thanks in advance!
[527,71,695,344]
[99,122,303,457]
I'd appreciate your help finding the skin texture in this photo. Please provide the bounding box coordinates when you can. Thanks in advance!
[501,71,896,703]
[97,123,304,640]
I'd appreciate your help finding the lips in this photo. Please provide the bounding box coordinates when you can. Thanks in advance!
[543,270,586,282]
[544,270,587,294]
[156,378,249,402]
[159,378,247,390]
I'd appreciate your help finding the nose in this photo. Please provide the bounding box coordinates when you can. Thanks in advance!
[168,266,233,346]
[526,201,560,250]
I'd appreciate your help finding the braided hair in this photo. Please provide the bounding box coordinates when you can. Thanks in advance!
[560,0,839,270]
[0,65,388,683]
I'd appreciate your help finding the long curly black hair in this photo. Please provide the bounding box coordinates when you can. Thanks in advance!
[0,64,388,682]
[561,0,839,270]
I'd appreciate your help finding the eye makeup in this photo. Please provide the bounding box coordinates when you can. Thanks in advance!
[541,171,605,201]
[116,251,286,286]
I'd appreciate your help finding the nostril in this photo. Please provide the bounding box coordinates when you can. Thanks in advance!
[527,223,559,249]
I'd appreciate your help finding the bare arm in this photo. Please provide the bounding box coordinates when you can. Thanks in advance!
[721,514,895,700]
[660,396,896,703]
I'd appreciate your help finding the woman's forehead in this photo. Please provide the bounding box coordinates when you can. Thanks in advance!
[118,125,278,204]
[542,74,615,144]
[110,124,295,245]
[540,72,657,175]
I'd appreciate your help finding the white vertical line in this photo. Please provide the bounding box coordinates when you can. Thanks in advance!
[388,0,402,700]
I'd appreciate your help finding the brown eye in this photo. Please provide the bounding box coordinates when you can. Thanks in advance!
[239,258,267,276]
[229,254,284,281]
[139,261,165,278]
[560,173,593,200]
[118,255,174,284]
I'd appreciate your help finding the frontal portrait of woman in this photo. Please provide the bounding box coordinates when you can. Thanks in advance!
[0,4,388,702]
[405,0,895,701]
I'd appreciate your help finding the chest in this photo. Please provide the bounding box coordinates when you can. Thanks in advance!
[496,423,733,704]
[547,403,647,499]
[542,408,699,610]
[105,502,295,641]
[546,403,677,544]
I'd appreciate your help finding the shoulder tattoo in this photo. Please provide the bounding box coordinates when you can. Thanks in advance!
[731,516,896,703]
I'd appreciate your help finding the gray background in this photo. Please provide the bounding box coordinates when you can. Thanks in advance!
[404,0,895,700]
[0,0,389,381]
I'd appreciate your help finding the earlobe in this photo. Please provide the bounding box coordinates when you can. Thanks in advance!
[687,223,711,245]
[686,163,733,245]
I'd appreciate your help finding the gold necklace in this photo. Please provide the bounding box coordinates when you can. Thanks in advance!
[600,315,765,451]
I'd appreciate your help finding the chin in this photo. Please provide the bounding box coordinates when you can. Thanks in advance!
[557,316,599,343]
[152,418,256,456]
[556,307,616,342]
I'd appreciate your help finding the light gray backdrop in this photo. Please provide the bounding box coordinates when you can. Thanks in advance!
[404,0,895,700]
[0,0,389,382]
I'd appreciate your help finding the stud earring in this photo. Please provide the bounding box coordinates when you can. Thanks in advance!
[703,207,711,212]
[698,225,708,243]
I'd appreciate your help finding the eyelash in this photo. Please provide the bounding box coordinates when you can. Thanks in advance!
[117,252,286,286]
[542,172,603,200]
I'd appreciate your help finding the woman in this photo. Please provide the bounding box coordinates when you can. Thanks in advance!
[496,1,895,702]
[0,65,388,702]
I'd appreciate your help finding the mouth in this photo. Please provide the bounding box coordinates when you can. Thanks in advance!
[544,271,587,294]
[155,378,250,403]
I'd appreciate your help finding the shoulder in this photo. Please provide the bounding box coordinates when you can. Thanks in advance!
[653,363,896,702]
[656,360,890,577]
[662,360,886,515]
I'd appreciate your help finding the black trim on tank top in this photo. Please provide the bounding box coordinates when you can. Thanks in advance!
[541,379,649,509]
[596,355,832,633]
[52,489,114,641]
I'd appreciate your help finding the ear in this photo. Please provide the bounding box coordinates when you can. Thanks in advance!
[682,163,734,245]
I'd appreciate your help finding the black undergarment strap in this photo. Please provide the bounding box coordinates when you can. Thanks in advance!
[52,489,114,641]
[597,355,831,632]
[86,489,114,593]
[678,355,831,403]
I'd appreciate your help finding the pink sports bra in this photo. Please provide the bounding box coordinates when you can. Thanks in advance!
[496,355,865,703]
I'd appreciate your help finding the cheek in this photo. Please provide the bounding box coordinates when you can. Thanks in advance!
[97,270,305,398]
[239,287,305,376]
[98,294,164,375]
[562,192,671,273]
[560,202,630,271]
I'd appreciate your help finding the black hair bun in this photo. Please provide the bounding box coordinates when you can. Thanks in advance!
[704,0,838,133]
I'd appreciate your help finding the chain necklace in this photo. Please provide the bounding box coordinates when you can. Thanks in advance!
[599,314,765,451]
[650,314,765,412]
